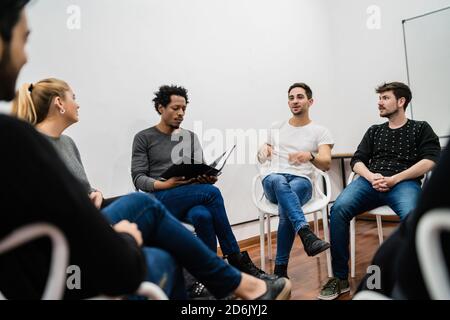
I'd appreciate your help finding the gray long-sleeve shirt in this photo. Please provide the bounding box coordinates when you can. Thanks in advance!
[131,126,203,192]
[43,134,96,194]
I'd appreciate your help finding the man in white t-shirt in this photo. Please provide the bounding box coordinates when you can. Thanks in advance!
[257,83,334,279]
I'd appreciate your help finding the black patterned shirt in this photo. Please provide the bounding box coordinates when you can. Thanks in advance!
[351,120,440,179]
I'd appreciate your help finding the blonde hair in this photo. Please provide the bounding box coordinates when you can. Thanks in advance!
[12,78,70,125]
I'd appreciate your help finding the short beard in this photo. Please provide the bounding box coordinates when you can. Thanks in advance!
[380,109,399,119]
[0,46,19,101]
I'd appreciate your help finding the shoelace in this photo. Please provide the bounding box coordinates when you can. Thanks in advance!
[323,279,339,291]
[191,282,206,296]
[244,261,266,275]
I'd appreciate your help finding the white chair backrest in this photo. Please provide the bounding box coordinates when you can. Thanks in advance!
[136,282,169,300]
[0,224,169,300]
[352,290,391,300]
[347,171,357,186]
[252,168,331,209]
[312,169,332,204]
[416,208,450,300]
[354,208,450,300]
[0,223,69,300]
[91,281,169,300]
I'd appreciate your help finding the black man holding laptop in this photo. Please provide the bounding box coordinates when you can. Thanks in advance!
[131,85,274,288]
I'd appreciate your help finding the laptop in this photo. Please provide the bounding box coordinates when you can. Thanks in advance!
[160,145,236,180]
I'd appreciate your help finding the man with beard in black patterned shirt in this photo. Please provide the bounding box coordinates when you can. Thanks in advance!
[319,82,441,300]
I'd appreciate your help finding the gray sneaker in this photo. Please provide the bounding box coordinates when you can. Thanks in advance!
[318,277,350,300]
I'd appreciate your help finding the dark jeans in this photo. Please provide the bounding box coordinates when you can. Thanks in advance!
[330,177,421,279]
[101,196,121,209]
[102,192,241,299]
[262,174,313,265]
[153,184,241,256]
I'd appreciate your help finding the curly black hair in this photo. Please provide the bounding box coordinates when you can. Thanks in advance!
[0,0,30,43]
[153,85,189,115]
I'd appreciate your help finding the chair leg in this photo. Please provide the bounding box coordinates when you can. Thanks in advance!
[350,218,356,278]
[321,208,333,278]
[314,211,319,235]
[267,214,272,261]
[259,212,266,271]
[376,215,384,244]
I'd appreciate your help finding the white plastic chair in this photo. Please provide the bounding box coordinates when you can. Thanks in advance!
[0,223,168,300]
[354,208,450,300]
[0,223,69,300]
[252,169,332,277]
[91,281,168,300]
[348,172,397,278]
[353,290,391,300]
[416,208,450,300]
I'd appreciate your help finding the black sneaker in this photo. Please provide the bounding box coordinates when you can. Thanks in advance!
[298,226,330,257]
[256,278,292,300]
[228,251,278,280]
[188,281,215,300]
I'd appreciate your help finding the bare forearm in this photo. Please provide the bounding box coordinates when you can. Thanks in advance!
[312,145,332,171]
[393,159,436,183]
[312,153,331,171]
[353,162,374,181]
[154,180,170,191]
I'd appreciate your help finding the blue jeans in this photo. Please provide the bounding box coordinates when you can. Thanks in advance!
[262,174,313,265]
[330,177,421,279]
[153,184,240,256]
[184,206,218,253]
[140,247,186,299]
[102,192,241,299]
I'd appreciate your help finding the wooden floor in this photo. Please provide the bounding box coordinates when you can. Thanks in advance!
[243,219,398,300]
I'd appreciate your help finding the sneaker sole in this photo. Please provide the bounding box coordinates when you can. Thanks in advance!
[317,286,350,300]
[275,278,292,300]
[307,243,331,257]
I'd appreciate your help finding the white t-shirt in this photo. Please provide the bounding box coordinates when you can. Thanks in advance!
[259,120,334,180]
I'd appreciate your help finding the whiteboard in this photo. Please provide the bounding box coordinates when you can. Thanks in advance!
[404,7,450,138]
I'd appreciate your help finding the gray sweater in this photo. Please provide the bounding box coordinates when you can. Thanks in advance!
[131,126,203,192]
[43,134,95,194]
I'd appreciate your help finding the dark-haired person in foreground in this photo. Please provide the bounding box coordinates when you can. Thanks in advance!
[131,86,275,287]
[0,0,147,299]
[319,82,441,300]
[0,1,291,300]
[356,139,448,299]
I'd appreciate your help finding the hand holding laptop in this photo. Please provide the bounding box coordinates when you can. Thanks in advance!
[160,145,236,181]
[154,176,198,190]
[155,174,217,190]
[195,174,218,185]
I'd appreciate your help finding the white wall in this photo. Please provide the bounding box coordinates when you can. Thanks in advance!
[2,0,449,241]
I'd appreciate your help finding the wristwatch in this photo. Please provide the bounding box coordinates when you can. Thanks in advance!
[310,152,316,162]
